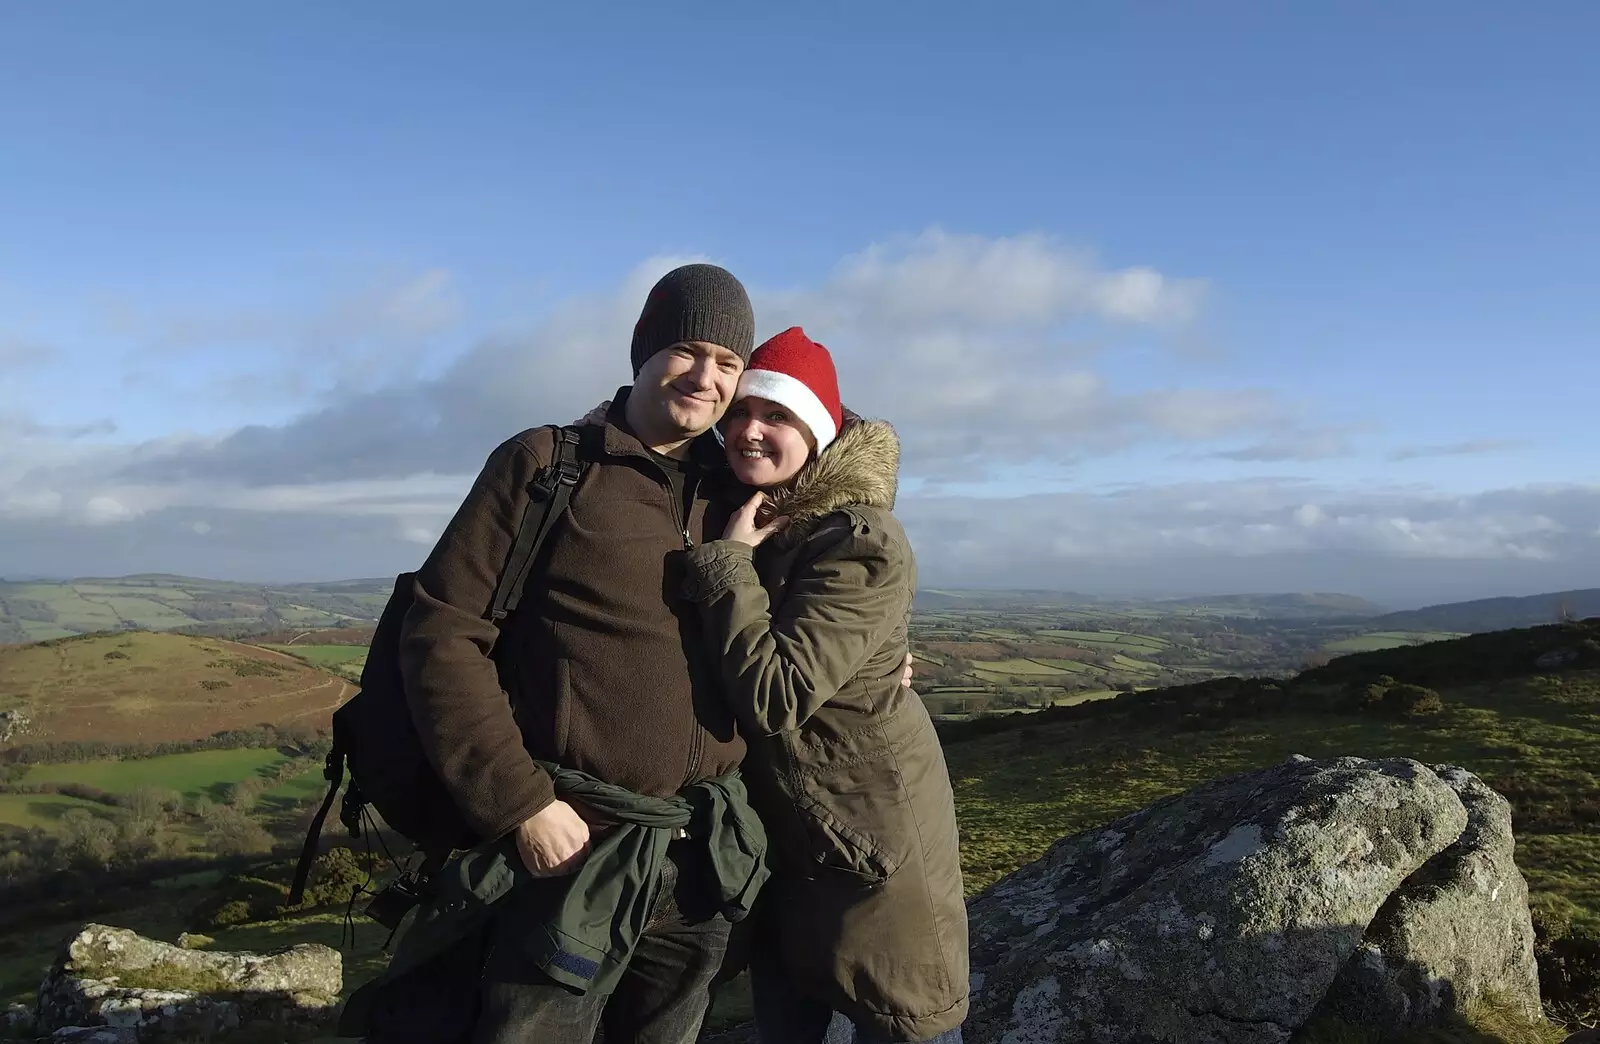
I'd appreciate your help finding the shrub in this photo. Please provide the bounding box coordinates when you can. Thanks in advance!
[208,899,255,927]
[57,809,118,871]
[55,782,118,805]
[1537,925,1600,1018]
[290,846,371,911]
[1348,680,1445,718]
[203,807,274,856]
[1389,683,1445,717]
[118,785,174,823]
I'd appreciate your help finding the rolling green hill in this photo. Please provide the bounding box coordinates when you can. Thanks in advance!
[1154,591,1387,618]
[0,574,391,643]
[942,618,1600,943]
[2,618,1597,1033]
[1369,588,1600,635]
[911,588,1387,619]
[0,630,351,745]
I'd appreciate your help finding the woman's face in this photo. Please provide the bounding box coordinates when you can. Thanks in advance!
[724,396,815,488]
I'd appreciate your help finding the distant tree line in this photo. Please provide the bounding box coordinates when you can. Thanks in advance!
[934,670,1449,748]
[935,618,1600,748]
[0,722,330,766]
[0,749,327,907]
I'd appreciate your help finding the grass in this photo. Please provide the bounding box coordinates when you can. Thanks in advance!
[970,658,1075,678]
[70,957,237,995]
[946,664,1600,940]
[1038,629,1171,652]
[0,576,390,642]
[1326,630,1469,654]
[1296,990,1569,1043]
[0,906,391,1011]
[2,619,1594,1038]
[259,764,331,811]
[21,748,293,800]
[0,792,114,828]
[259,644,367,669]
[0,631,349,744]
[1058,689,1125,705]
[1029,658,1099,674]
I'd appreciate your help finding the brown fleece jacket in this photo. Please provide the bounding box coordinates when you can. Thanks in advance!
[398,390,747,842]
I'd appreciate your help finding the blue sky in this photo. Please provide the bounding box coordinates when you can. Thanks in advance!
[2,2,1597,604]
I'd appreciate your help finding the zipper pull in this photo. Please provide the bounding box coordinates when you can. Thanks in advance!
[683,529,695,550]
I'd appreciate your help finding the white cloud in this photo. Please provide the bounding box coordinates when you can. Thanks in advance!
[4,475,1594,605]
[1207,432,1357,462]
[896,481,1600,603]
[803,230,1205,328]
[82,495,135,525]
[0,333,58,373]
[99,268,466,405]
[1,232,1583,605]
[1386,439,1524,462]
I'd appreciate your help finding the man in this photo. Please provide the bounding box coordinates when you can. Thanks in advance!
[396,263,759,1043]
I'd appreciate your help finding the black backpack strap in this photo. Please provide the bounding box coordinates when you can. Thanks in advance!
[289,427,587,911]
[490,425,587,621]
[287,744,346,907]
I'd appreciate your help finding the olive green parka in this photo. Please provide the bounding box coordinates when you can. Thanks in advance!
[684,418,968,1040]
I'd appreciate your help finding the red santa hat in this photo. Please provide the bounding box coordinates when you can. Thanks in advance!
[735,327,844,452]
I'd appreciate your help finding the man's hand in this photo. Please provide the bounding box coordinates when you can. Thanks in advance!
[514,799,591,877]
[572,400,612,426]
[902,651,915,689]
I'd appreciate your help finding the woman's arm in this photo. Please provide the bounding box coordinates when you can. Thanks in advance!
[684,515,909,737]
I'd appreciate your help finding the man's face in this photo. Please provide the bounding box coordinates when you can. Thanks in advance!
[634,341,745,439]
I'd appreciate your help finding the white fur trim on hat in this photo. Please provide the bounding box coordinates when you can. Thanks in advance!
[736,368,839,451]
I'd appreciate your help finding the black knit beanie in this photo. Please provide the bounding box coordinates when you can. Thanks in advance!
[630,263,756,375]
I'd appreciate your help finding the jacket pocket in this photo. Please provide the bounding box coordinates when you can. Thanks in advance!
[790,732,916,885]
[794,791,901,883]
[552,658,573,759]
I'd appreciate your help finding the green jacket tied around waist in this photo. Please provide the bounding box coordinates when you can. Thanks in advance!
[339,765,768,1035]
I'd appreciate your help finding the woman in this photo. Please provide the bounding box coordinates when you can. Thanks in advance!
[683,327,968,1043]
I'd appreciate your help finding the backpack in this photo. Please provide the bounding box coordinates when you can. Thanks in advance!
[288,425,591,909]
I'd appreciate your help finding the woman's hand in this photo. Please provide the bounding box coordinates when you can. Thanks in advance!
[572,400,612,426]
[724,492,789,548]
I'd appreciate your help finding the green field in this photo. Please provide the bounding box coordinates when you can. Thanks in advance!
[0,575,390,644]
[1029,658,1099,674]
[260,643,368,669]
[970,658,1074,678]
[947,658,1600,943]
[3,623,1598,1037]
[20,749,292,801]
[1111,653,1165,675]
[1323,630,1467,654]
[1038,629,1170,652]
[0,792,113,829]
[1059,689,1126,706]
[259,764,330,811]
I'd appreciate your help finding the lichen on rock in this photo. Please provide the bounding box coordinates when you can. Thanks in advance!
[30,924,341,1043]
[962,756,1541,1043]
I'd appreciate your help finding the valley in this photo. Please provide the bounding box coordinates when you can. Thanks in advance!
[0,582,1596,1035]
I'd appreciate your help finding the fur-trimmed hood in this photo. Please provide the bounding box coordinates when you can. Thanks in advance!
[762,417,899,525]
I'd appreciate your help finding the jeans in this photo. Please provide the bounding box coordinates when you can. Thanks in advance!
[749,964,963,1044]
[471,912,729,1044]
[367,840,730,1044]
[473,842,731,1044]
